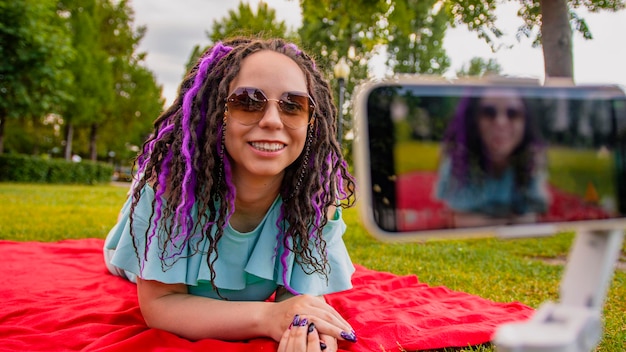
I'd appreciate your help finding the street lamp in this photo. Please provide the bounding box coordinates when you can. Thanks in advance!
[333,57,350,145]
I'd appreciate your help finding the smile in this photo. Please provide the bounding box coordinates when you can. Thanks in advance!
[250,142,286,152]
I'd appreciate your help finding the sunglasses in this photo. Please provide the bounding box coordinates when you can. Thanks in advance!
[478,105,524,121]
[225,87,315,129]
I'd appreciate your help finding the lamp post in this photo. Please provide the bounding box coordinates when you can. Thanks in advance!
[333,57,350,145]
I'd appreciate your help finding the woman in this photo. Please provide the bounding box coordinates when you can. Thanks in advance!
[103,38,357,351]
[436,87,550,227]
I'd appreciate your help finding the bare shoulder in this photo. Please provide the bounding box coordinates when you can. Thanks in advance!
[326,204,338,220]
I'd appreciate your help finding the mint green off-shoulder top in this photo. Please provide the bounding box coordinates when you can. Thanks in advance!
[104,185,355,301]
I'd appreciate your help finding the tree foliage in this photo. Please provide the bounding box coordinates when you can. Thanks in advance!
[87,0,162,162]
[210,1,289,42]
[386,0,451,75]
[185,1,293,72]
[456,57,503,77]
[441,0,625,79]
[1,0,162,166]
[298,0,454,146]
[57,0,115,159]
[0,0,74,154]
[4,0,624,162]
[299,0,388,82]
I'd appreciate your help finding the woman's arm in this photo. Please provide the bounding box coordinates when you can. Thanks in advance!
[137,278,271,341]
[452,211,509,228]
[137,279,355,344]
[452,211,537,228]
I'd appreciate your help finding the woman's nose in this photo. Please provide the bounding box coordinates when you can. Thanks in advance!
[493,112,511,125]
[257,101,284,128]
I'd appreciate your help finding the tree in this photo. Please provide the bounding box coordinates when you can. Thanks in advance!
[210,1,289,42]
[442,0,625,80]
[184,1,293,72]
[386,0,451,75]
[456,57,502,77]
[298,0,452,146]
[87,0,161,162]
[0,0,74,154]
[299,0,391,155]
[98,62,163,165]
[56,0,161,162]
[58,0,114,160]
[299,0,388,82]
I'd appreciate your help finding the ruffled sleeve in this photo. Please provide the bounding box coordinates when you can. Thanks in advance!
[108,185,190,283]
[245,205,355,296]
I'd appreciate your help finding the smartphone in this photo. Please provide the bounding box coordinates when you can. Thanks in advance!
[353,76,626,240]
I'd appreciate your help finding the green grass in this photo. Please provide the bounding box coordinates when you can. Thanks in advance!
[1,183,624,351]
[0,183,127,241]
[395,141,441,174]
[546,147,615,200]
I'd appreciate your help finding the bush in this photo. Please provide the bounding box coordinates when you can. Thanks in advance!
[0,154,114,184]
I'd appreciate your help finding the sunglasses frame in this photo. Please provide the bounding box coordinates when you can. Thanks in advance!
[225,87,316,129]
[478,105,525,121]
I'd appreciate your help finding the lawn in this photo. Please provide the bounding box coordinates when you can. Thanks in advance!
[1,183,624,351]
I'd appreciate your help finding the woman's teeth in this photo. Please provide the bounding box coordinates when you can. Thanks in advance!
[251,142,285,152]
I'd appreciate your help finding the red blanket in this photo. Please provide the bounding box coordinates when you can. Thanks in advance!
[396,172,612,231]
[0,239,533,351]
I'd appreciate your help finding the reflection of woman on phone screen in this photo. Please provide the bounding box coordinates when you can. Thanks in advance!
[435,88,550,227]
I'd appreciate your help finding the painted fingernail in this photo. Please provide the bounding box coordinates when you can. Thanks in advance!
[320,342,327,350]
[340,330,357,343]
[307,322,315,334]
[299,318,308,327]
[292,314,300,327]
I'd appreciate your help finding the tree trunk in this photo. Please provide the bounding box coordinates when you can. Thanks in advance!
[64,122,74,161]
[89,122,98,161]
[540,0,574,83]
[31,116,40,155]
[0,114,5,155]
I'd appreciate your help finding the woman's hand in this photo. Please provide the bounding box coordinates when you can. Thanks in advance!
[277,318,323,352]
[267,292,357,349]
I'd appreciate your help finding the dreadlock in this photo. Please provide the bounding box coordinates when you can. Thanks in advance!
[128,38,356,296]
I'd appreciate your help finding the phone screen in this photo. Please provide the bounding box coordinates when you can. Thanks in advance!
[358,80,626,237]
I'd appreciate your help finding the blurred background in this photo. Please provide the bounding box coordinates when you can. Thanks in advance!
[1,0,624,183]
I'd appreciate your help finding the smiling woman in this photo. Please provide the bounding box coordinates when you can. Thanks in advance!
[223,51,312,182]
[435,87,550,228]
[101,38,357,352]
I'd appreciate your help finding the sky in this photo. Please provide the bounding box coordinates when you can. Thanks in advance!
[130,0,626,106]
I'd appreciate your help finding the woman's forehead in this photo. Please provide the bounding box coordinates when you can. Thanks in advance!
[230,50,308,94]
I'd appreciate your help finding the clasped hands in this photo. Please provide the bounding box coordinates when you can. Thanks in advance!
[272,294,357,352]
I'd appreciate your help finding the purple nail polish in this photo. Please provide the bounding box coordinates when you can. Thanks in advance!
[307,322,315,334]
[299,318,308,327]
[292,314,300,327]
[340,330,357,343]
[320,342,327,350]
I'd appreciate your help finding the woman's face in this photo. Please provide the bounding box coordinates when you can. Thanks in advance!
[476,90,526,165]
[224,50,310,183]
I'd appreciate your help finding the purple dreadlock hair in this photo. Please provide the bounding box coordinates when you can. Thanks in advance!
[441,88,545,188]
[128,38,356,297]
